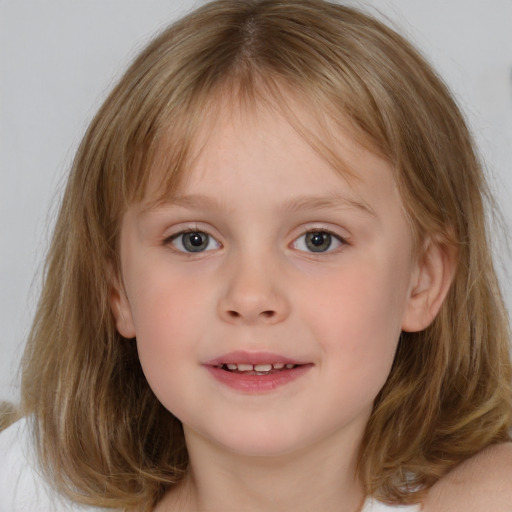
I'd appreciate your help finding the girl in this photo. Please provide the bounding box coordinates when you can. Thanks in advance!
[1,0,511,511]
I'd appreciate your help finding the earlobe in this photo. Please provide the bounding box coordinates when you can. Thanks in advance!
[109,271,136,339]
[401,239,457,333]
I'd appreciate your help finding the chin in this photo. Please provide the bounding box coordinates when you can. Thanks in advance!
[197,420,317,459]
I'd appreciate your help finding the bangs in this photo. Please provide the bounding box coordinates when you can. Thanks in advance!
[132,72,383,215]
[110,0,400,215]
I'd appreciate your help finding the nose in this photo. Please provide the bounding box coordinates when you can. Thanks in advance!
[217,254,291,325]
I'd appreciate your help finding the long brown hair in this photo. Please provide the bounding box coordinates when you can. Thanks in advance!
[20,1,511,509]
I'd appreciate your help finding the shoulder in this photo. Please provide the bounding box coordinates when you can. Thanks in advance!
[0,417,46,511]
[0,417,63,511]
[422,443,512,512]
[0,418,108,512]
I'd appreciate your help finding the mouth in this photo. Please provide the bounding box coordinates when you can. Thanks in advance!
[204,352,312,392]
[215,362,300,375]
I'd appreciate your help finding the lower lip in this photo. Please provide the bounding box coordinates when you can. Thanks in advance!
[205,365,312,393]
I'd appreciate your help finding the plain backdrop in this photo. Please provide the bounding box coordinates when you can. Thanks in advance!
[1,0,512,403]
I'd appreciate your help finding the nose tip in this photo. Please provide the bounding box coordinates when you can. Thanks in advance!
[217,276,290,325]
[217,252,291,325]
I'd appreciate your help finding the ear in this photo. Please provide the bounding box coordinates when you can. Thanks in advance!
[401,239,457,332]
[108,267,136,339]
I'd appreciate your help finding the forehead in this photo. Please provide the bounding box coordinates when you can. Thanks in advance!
[143,90,395,213]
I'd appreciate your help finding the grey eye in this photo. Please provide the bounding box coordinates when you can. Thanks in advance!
[171,231,220,253]
[293,231,343,253]
[305,232,332,252]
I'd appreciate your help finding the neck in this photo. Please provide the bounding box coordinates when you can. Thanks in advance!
[160,427,366,512]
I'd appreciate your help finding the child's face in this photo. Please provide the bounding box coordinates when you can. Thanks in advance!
[112,101,424,458]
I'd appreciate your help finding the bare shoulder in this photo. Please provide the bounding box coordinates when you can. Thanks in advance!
[422,443,512,512]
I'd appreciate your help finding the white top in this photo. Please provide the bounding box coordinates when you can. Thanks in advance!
[0,418,107,512]
[362,498,421,511]
[0,419,420,511]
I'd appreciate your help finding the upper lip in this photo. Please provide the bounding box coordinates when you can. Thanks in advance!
[204,350,308,367]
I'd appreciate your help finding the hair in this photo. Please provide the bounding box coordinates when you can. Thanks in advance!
[0,401,19,431]
[19,0,512,510]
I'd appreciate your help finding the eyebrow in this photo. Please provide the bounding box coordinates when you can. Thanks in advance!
[142,192,376,217]
[279,194,376,217]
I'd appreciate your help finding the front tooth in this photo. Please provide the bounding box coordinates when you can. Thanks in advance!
[254,364,272,372]
[237,363,254,372]
[273,363,285,369]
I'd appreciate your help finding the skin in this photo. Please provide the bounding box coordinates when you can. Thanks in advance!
[423,443,512,511]
[111,100,456,512]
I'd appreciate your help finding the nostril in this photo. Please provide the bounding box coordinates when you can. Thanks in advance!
[226,310,275,319]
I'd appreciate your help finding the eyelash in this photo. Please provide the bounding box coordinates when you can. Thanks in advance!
[163,227,347,255]
[291,228,347,254]
[165,228,220,254]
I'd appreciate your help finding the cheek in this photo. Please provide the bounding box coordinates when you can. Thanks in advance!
[127,272,212,392]
[299,259,409,378]
[129,265,212,333]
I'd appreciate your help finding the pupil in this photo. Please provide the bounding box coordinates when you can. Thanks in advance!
[184,232,208,252]
[311,233,325,246]
[189,234,203,246]
[306,232,331,252]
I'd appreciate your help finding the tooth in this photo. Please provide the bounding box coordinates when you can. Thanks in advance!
[226,364,237,370]
[273,363,285,369]
[254,364,272,372]
[285,364,295,369]
[237,363,254,372]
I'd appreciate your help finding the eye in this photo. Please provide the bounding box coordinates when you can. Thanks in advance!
[292,231,344,253]
[169,231,220,253]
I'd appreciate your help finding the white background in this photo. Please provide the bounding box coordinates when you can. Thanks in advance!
[1,0,512,403]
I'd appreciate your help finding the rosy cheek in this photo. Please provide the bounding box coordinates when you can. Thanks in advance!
[304,265,401,349]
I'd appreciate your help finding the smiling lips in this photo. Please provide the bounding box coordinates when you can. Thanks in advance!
[205,352,312,392]
[218,362,298,375]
